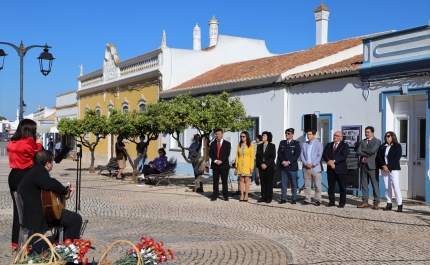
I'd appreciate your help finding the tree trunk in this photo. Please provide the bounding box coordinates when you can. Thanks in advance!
[89,149,96,173]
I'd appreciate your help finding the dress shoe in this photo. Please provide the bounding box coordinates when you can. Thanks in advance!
[243,199,248,202]
[210,197,217,201]
[315,201,321,206]
[357,202,370,208]
[337,205,345,208]
[383,203,392,211]
[224,197,229,201]
[291,200,296,204]
[326,203,335,207]
[257,198,266,203]
[396,205,403,212]
[372,204,379,210]
[265,200,272,203]
[303,201,311,205]
[278,200,287,204]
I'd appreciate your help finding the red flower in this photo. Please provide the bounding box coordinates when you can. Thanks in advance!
[128,248,134,254]
[64,239,73,247]
[42,251,47,259]
[83,258,89,265]
[168,249,174,259]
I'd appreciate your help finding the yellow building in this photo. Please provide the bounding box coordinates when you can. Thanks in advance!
[76,44,161,163]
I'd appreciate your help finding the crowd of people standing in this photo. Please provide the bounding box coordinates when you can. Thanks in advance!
[208,126,403,213]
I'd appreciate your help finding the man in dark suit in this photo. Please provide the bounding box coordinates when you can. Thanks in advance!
[323,131,349,208]
[210,128,231,201]
[356,126,381,209]
[277,128,301,204]
[18,150,83,240]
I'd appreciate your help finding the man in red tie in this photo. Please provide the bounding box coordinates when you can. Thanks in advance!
[323,131,349,208]
[356,126,381,209]
[209,128,231,201]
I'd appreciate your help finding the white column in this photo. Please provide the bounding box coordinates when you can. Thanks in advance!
[193,24,201,51]
[209,15,219,47]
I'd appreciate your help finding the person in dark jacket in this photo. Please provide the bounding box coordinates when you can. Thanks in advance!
[17,150,82,240]
[256,131,276,203]
[377,131,403,212]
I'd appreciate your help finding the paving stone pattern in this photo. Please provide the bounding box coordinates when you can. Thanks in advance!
[1,157,430,264]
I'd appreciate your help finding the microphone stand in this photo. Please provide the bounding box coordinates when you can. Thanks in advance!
[75,144,82,212]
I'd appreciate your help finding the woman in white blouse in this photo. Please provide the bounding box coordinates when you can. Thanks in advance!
[377,131,403,212]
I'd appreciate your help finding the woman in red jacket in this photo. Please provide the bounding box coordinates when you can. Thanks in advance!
[7,119,43,252]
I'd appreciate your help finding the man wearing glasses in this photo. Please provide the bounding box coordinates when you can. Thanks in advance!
[278,128,301,204]
[323,131,349,208]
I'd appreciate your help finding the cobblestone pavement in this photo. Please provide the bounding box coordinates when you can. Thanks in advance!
[1,157,430,264]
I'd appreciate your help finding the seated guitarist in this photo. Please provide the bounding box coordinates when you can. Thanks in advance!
[17,150,82,240]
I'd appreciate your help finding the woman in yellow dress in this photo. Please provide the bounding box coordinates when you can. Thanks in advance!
[234,131,254,202]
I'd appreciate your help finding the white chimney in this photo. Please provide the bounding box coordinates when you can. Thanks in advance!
[314,3,330,45]
[208,15,219,47]
[193,24,201,50]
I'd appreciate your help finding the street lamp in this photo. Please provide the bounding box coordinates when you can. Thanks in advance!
[0,41,54,121]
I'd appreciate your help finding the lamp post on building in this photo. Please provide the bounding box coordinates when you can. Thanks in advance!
[0,41,55,121]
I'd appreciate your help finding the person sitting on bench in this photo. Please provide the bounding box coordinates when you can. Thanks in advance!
[138,148,168,186]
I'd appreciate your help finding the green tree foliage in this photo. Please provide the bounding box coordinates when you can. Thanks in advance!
[57,110,109,173]
[164,92,254,164]
[0,116,6,121]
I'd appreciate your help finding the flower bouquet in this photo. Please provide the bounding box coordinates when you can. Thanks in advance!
[12,233,91,265]
[99,237,174,265]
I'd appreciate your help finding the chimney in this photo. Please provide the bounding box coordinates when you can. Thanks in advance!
[208,15,219,47]
[193,24,201,50]
[314,3,330,45]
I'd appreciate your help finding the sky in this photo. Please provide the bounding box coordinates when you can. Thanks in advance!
[0,0,429,120]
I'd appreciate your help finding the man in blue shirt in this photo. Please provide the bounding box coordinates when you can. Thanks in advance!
[300,130,324,206]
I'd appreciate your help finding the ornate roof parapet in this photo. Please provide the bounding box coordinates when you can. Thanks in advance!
[209,15,219,47]
[193,24,201,51]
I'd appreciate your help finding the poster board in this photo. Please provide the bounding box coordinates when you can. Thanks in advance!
[341,125,362,191]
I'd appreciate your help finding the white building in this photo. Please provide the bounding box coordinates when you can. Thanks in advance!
[160,5,430,203]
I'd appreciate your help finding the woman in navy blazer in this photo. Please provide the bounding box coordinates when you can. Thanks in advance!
[377,131,403,212]
[256,131,276,203]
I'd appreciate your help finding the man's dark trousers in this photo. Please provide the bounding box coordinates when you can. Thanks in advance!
[361,163,380,204]
[212,167,229,199]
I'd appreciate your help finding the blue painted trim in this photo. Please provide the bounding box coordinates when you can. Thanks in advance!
[360,53,430,70]
[373,34,430,58]
[362,24,429,42]
[314,112,334,142]
[380,86,430,203]
[363,43,370,63]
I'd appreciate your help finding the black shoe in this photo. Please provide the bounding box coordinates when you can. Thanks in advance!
[337,205,345,208]
[384,203,392,211]
[291,200,296,204]
[303,201,311,205]
[211,197,217,201]
[315,201,321,206]
[257,198,266,203]
[224,197,229,201]
[326,203,335,207]
[243,199,248,202]
[265,200,272,203]
[234,191,241,196]
[278,200,286,204]
[116,177,123,181]
[396,205,403,212]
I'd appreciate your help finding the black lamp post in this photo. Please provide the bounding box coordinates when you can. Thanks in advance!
[0,41,54,121]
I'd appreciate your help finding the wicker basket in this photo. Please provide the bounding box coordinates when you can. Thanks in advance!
[98,239,143,265]
[11,233,66,265]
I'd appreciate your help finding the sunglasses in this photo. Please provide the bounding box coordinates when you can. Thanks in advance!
[286,132,292,135]
[241,135,246,138]
[385,135,391,138]
[333,135,342,137]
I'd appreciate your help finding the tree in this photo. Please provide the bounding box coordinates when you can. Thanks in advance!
[57,110,109,173]
[107,102,170,182]
[0,116,6,121]
[164,92,253,188]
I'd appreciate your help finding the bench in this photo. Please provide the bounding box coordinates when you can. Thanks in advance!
[146,163,177,186]
[97,157,119,177]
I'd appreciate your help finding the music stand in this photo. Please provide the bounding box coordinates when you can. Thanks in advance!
[75,144,82,212]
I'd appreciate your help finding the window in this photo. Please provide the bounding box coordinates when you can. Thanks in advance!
[398,118,408,157]
[139,103,146,112]
[245,117,259,141]
[122,105,129,113]
[170,132,185,150]
[95,108,101,116]
[316,119,329,146]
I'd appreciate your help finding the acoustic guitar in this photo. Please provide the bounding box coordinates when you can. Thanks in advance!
[41,185,69,221]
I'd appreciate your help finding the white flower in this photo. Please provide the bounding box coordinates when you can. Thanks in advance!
[28,260,33,264]
[74,260,79,264]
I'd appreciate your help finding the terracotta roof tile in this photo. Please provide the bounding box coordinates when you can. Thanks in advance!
[314,3,330,12]
[202,46,216,51]
[284,54,363,80]
[166,35,368,93]
[39,112,56,121]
